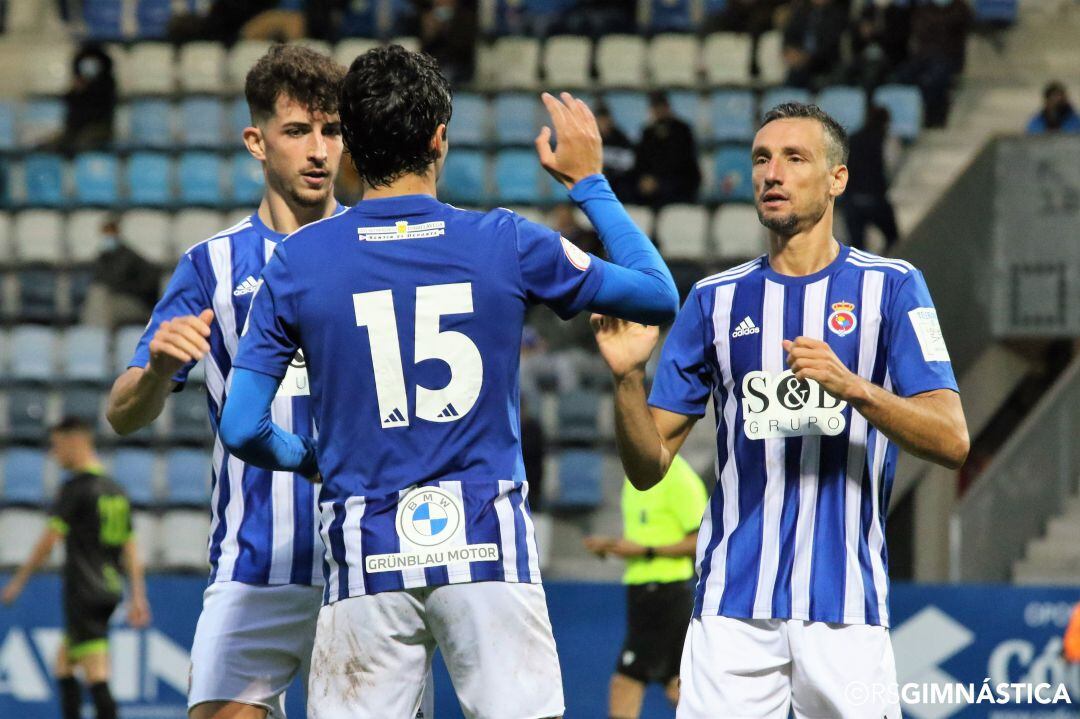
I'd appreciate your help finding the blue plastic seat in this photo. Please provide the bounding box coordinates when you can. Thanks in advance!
[439,151,487,205]
[604,92,649,143]
[3,449,48,505]
[712,146,754,202]
[975,0,1017,23]
[178,153,224,207]
[127,152,172,206]
[668,91,701,131]
[169,388,210,442]
[129,99,173,149]
[61,387,104,426]
[552,450,603,511]
[816,86,866,133]
[708,90,756,143]
[493,94,539,146]
[165,449,210,506]
[451,93,489,147]
[9,326,56,382]
[648,0,693,31]
[493,150,541,205]
[22,154,65,207]
[64,327,109,383]
[557,390,601,442]
[873,84,923,141]
[761,87,812,114]
[228,97,250,140]
[136,0,173,39]
[230,152,263,206]
[73,153,119,206]
[0,102,16,152]
[83,0,124,40]
[19,99,64,147]
[112,449,158,507]
[493,0,576,35]
[16,269,60,323]
[338,1,379,36]
[180,97,226,149]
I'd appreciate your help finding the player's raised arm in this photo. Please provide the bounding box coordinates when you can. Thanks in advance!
[536,92,679,325]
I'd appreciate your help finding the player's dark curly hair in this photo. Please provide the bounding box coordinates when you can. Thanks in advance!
[245,44,346,125]
[339,45,453,189]
[761,102,850,166]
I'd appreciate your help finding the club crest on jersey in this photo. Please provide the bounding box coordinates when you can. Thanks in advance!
[561,236,591,271]
[741,370,847,440]
[827,302,858,337]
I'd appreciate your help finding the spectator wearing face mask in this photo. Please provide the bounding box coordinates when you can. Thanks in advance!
[1027,81,1080,134]
[48,43,116,152]
[80,217,160,330]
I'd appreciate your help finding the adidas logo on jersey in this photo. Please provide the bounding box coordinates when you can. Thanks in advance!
[731,317,760,338]
[233,276,262,296]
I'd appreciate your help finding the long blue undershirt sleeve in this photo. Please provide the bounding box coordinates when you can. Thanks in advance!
[569,174,679,324]
[219,367,319,477]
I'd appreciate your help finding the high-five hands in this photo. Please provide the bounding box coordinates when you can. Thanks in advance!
[535,91,604,190]
[783,337,863,402]
[590,314,659,380]
[148,308,214,378]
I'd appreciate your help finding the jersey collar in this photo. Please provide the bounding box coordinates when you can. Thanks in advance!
[250,203,348,243]
[760,242,850,286]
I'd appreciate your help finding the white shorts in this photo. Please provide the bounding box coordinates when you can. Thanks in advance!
[309,582,564,719]
[677,615,900,719]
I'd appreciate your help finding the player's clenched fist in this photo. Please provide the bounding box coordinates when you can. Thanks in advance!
[148,308,215,377]
[535,91,603,189]
[783,337,864,402]
[591,314,659,380]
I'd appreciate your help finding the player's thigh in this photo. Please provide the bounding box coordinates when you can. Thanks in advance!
[189,701,268,719]
[427,581,564,719]
[789,621,900,719]
[189,583,321,719]
[308,590,433,719]
[676,616,792,719]
[77,650,110,684]
[54,642,72,677]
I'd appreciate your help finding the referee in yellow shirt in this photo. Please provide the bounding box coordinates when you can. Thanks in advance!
[584,454,708,719]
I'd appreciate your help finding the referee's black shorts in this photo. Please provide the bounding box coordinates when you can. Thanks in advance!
[64,596,119,655]
[615,580,694,685]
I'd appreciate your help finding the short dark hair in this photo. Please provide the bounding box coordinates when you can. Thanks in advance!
[760,102,849,166]
[339,45,453,189]
[245,44,346,125]
[1044,81,1066,100]
[51,416,92,434]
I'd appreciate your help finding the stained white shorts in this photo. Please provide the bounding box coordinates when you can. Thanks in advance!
[677,615,900,719]
[309,581,564,719]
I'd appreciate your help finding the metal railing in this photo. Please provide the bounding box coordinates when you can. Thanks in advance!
[950,356,1080,582]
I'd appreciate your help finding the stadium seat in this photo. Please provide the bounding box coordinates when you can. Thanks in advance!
[491,37,540,90]
[131,511,162,566]
[66,269,94,318]
[542,36,591,89]
[160,511,210,570]
[624,205,655,236]
[334,38,381,70]
[126,152,172,207]
[975,0,1017,23]
[649,34,699,88]
[0,215,11,265]
[27,44,71,96]
[438,151,487,206]
[82,0,124,40]
[449,93,488,147]
[702,33,752,86]
[493,94,539,146]
[657,204,710,260]
[178,153,225,208]
[113,325,146,375]
[136,0,174,38]
[172,210,226,253]
[2,450,48,505]
[0,101,17,151]
[73,153,120,207]
[551,450,603,511]
[708,90,755,143]
[15,269,60,323]
[712,146,754,202]
[21,154,66,208]
[230,152,263,206]
[596,35,646,89]
[817,86,867,133]
[668,90,702,134]
[494,150,542,205]
[873,84,923,141]
[604,91,649,143]
[168,386,210,442]
[227,97,250,141]
[165,449,210,506]
[180,97,226,149]
[713,204,768,258]
[119,210,173,265]
[13,210,65,264]
[226,40,273,93]
[18,99,64,148]
[762,87,813,113]
[178,42,226,94]
[647,0,693,32]
[6,388,51,442]
[9,326,57,382]
[0,511,50,567]
[63,327,109,383]
[111,449,158,507]
[557,390,602,442]
[128,99,174,149]
[66,209,109,263]
[756,30,786,85]
[60,387,104,426]
[119,43,175,95]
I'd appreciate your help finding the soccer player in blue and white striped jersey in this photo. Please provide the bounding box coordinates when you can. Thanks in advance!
[591,103,970,719]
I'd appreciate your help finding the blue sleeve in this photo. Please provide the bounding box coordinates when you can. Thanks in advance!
[1026,115,1044,134]
[514,213,606,320]
[219,368,319,476]
[128,254,211,387]
[232,245,300,379]
[885,270,959,398]
[647,290,713,417]
[570,175,679,325]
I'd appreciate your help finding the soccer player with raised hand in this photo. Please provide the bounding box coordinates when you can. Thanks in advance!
[218,45,678,719]
[591,103,970,718]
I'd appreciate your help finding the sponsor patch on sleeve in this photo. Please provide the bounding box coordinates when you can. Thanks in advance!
[561,236,591,271]
[908,307,951,362]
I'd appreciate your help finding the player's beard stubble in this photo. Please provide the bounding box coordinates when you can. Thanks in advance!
[756,188,832,238]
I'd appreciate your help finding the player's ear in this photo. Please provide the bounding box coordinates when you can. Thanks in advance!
[430,123,448,158]
[243,124,267,162]
[829,163,848,198]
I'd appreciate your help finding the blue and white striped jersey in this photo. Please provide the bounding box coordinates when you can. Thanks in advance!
[129,208,345,586]
[649,245,958,628]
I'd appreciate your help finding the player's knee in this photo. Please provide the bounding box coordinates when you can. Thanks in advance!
[189,701,269,719]
[665,676,681,705]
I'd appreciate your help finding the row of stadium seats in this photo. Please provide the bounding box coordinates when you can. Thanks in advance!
[2,84,921,153]
[0,325,184,382]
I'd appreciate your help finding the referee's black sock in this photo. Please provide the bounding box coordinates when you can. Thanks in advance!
[88,681,117,719]
[58,676,81,719]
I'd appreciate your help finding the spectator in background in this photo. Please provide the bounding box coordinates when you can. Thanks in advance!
[80,216,159,330]
[418,0,477,87]
[842,105,900,253]
[782,0,849,89]
[596,103,636,201]
[1027,81,1080,134]
[520,396,547,514]
[897,0,972,127]
[633,92,701,208]
[705,0,787,35]
[554,0,635,37]
[48,43,116,152]
[848,0,912,89]
[550,202,602,257]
